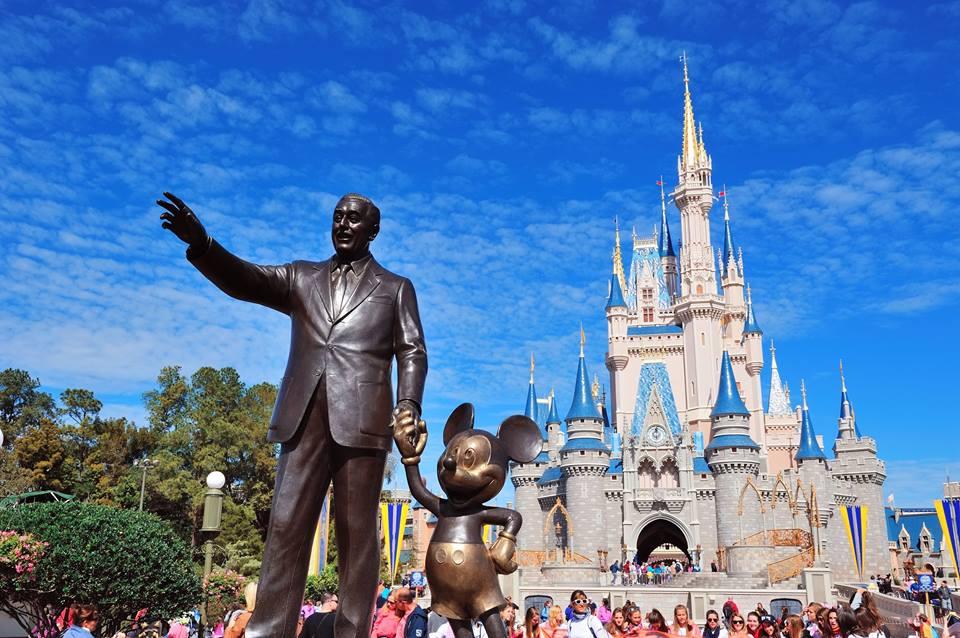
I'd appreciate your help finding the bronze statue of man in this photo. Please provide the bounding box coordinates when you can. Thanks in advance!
[157,191,427,638]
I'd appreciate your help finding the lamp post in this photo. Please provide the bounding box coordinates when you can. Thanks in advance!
[134,458,159,511]
[200,471,225,638]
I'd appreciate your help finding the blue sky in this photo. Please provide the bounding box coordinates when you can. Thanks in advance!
[2,0,959,507]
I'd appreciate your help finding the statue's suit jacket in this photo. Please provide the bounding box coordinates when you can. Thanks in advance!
[188,240,427,450]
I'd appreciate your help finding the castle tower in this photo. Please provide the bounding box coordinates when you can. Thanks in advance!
[837,361,861,439]
[545,389,563,462]
[830,367,887,578]
[657,178,678,298]
[512,354,549,552]
[705,351,760,555]
[767,340,792,417]
[559,328,611,559]
[672,55,725,440]
[719,191,746,339]
[742,286,765,448]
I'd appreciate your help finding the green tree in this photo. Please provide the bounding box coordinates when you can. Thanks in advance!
[13,418,67,491]
[0,369,56,445]
[0,502,200,637]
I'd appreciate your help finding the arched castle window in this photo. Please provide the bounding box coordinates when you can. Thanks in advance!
[696,284,703,295]
[660,457,680,489]
[637,458,656,489]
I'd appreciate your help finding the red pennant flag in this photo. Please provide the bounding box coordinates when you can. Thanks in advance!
[718,191,726,197]
[656,180,663,186]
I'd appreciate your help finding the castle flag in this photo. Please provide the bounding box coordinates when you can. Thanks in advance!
[841,504,867,580]
[935,498,960,579]
[381,501,410,584]
[307,488,331,576]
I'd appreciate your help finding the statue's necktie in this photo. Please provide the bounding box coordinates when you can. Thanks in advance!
[333,264,351,317]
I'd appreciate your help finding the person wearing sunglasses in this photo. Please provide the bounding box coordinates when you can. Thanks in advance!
[703,610,728,638]
[567,591,609,638]
[371,592,401,638]
[729,615,749,638]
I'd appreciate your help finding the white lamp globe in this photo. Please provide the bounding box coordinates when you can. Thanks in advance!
[206,471,226,489]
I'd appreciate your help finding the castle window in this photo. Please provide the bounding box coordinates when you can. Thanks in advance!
[696,284,703,295]
[642,307,654,322]
[642,288,654,302]
[920,530,932,552]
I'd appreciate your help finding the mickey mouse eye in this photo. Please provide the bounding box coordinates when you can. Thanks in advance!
[461,448,476,469]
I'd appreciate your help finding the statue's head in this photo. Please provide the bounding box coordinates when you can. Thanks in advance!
[436,403,542,508]
[331,193,380,260]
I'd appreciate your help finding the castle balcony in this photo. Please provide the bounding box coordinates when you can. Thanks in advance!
[631,487,687,514]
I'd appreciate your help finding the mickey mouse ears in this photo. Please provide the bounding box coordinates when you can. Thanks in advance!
[441,403,542,463]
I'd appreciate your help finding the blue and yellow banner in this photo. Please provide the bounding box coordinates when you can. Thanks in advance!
[381,501,410,584]
[841,504,868,581]
[482,524,497,545]
[308,488,332,576]
[935,499,960,579]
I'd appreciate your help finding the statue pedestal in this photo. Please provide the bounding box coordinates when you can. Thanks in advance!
[802,567,832,603]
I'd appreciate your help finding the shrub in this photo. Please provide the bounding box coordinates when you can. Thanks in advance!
[0,502,201,637]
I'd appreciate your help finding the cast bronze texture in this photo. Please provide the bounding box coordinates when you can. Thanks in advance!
[158,192,427,638]
[392,404,541,638]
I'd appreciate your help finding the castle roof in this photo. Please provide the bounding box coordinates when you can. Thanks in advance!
[796,381,827,461]
[530,452,550,465]
[608,458,623,475]
[743,287,762,335]
[658,180,675,258]
[536,466,562,485]
[630,362,683,436]
[710,351,750,418]
[693,456,711,473]
[606,273,627,308]
[885,506,944,551]
[721,196,737,277]
[627,324,683,336]
[566,331,602,422]
[545,393,560,424]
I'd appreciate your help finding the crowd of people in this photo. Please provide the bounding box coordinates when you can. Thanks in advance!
[42,578,960,638]
[608,560,695,586]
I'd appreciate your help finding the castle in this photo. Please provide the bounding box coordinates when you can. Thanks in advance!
[509,58,888,589]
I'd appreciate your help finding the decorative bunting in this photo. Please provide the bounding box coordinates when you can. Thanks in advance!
[935,499,960,579]
[308,489,332,576]
[381,501,410,584]
[841,504,868,581]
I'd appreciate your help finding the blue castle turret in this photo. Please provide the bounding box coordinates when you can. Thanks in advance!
[796,380,827,462]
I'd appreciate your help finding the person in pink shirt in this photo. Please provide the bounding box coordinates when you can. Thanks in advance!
[371,591,401,638]
[166,618,189,638]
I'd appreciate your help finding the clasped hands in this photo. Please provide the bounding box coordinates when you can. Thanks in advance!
[391,405,426,465]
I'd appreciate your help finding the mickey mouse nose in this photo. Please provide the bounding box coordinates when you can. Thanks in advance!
[442,455,457,471]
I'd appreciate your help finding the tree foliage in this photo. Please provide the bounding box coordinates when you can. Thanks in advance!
[0,502,200,637]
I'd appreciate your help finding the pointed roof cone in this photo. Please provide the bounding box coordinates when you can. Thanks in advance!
[743,285,762,334]
[767,339,791,416]
[711,351,750,417]
[546,389,560,424]
[606,272,627,308]
[524,353,538,422]
[657,178,676,258]
[839,360,853,420]
[612,217,626,293]
[721,190,736,276]
[796,380,827,461]
[566,328,601,421]
[680,52,700,172]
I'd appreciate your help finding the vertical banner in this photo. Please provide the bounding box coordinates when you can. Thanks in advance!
[935,498,960,579]
[381,501,410,585]
[841,504,868,581]
[308,488,332,576]
[482,524,497,545]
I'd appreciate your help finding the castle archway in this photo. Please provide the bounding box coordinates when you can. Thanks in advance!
[630,515,693,564]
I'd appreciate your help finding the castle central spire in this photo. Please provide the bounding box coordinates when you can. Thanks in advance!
[681,52,700,174]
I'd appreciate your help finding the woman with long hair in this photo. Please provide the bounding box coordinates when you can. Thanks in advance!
[728,615,749,638]
[647,609,668,634]
[606,608,627,638]
[746,613,762,638]
[820,609,842,638]
[674,605,702,638]
[567,590,608,638]
[541,605,566,638]
[836,611,857,638]
[760,617,778,638]
[804,604,824,638]
[525,607,543,638]
[784,615,805,638]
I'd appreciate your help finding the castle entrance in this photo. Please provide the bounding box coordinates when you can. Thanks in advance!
[633,518,690,565]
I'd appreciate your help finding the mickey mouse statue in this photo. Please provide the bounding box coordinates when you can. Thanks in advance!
[392,403,542,638]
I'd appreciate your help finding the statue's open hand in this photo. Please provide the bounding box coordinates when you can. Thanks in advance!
[391,408,426,462]
[489,536,518,575]
[157,192,209,250]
